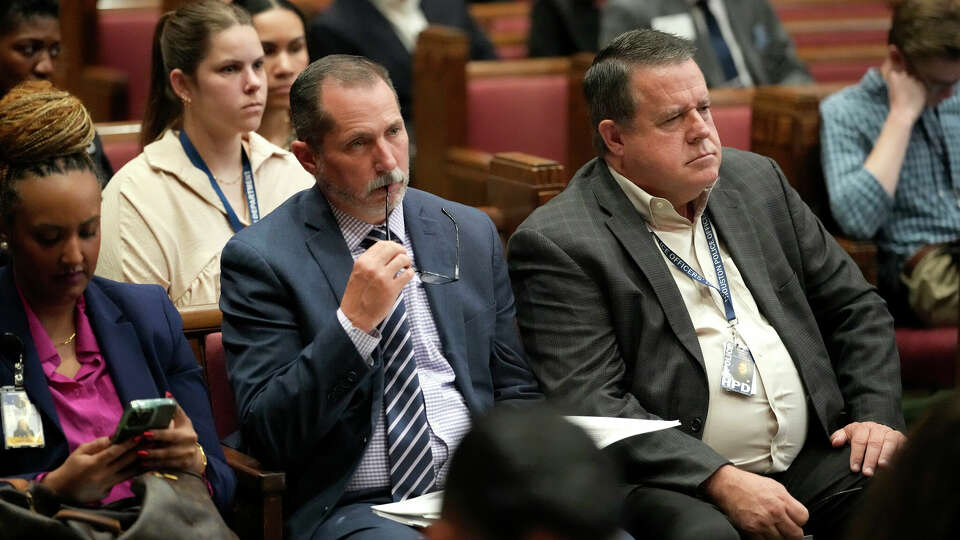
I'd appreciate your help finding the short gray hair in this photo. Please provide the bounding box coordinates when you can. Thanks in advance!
[290,55,397,150]
[584,29,696,156]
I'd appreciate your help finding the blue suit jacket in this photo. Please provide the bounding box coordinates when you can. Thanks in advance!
[220,186,541,539]
[307,0,497,121]
[0,269,235,512]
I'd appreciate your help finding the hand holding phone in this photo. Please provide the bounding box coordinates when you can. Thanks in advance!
[111,398,178,443]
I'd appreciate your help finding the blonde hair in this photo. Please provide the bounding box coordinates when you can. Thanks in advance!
[0,80,97,222]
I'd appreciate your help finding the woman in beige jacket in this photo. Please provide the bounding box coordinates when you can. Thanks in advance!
[98,0,313,308]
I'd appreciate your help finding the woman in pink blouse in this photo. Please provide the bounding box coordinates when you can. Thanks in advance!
[0,81,235,510]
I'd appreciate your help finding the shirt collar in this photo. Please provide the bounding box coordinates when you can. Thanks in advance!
[331,201,407,252]
[371,0,421,16]
[606,162,714,230]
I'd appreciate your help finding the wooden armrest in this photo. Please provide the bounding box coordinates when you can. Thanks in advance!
[223,446,285,540]
[476,205,505,230]
[222,446,285,495]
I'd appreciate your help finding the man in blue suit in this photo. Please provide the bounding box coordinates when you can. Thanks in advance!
[219,55,542,540]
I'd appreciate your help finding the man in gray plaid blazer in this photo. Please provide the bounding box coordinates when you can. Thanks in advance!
[508,29,906,540]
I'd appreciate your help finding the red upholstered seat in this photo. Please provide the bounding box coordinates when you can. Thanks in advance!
[466,74,569,164]
[712,104,751,151]
[896,327,958,390]
[102,139,140,171]
[776,3,890,21]
[203,332,239,440]
[97,8,161,121]
[808,62,881,83]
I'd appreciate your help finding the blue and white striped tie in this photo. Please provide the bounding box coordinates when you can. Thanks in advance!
[362,226,436,501]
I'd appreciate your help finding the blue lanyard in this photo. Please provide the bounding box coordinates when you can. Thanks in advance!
[653,215,736,323]
[178,130,260,233]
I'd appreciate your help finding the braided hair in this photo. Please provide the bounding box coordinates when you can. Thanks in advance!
[0,80,97,224]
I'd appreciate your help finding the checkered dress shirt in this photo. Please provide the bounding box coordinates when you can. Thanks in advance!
[332,205,471,493]
[820,68,960,270]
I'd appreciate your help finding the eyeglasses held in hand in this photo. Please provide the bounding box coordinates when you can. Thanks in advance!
[385,191,459,285]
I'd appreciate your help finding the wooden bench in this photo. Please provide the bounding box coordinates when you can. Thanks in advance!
[469,1,532,59]
[413,26,755,204]
[58,1,129,122]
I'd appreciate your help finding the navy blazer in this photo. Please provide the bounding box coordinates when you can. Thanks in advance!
[307,0,497,121]
[220,186,541,539]
[0,269,235,512]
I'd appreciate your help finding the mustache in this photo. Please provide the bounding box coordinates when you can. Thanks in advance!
[367,168,407,192]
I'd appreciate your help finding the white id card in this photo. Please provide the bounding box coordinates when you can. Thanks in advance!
[1,388,45,449]
[720,341,757,396]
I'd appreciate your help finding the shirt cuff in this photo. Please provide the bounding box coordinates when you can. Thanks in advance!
[337,308,380,364]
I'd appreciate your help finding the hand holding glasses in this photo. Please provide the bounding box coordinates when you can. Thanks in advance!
[384,188,459,285]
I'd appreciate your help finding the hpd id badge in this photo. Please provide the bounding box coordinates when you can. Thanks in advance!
[720,341,757,396]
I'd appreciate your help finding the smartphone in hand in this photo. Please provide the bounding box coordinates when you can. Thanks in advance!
[111,398,177,443]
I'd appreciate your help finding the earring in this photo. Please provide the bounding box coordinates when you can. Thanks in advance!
[181,95,192,106]
[0,239,8,251]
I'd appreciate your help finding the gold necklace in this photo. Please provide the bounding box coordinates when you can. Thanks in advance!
[217,172,243,186]
[57,332,77,347]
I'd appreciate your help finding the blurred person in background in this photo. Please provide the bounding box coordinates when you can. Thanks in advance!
[820,0,960,327]
[237,0,310,149]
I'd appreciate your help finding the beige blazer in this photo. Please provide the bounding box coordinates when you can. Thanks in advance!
[98,130,315,308]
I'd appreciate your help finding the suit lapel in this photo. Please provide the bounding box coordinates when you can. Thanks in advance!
[0,268,62,433]
[404,193,465,378]
[302,188,355,305]
[83,282,159,404]
[590,169,705,367]
[706,184,786,327]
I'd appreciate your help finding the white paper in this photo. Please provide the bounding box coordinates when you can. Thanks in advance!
[371,491,443,528]
[564,416,682,449]
[369,416,680,527]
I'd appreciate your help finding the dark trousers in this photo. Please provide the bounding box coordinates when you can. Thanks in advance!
[310,490,423,540]
[622,433,867,540]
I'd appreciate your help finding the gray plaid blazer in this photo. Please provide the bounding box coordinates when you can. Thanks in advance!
[507,149,904,494]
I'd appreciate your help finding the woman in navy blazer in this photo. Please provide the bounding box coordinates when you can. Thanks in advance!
[0,81,235,511]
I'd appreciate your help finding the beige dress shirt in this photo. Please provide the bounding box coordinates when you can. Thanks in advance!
[609,164,807,473]
[98,130,315,308]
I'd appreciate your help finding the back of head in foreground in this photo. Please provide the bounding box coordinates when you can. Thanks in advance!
[427,407,621,540]
[844,393,960,540]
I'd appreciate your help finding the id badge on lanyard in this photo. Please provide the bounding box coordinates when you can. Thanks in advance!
[654,215,757,396]
[178,130,260,233]
[1,333,45,449]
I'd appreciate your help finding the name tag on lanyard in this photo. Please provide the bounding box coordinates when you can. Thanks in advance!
[1,334,44,448]
[653,215,757,396]
[179,130,260,233]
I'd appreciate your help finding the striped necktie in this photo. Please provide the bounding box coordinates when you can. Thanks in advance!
[362,226,436,501]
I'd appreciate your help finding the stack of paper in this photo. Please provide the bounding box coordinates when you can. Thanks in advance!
[370,416,680,528]
[370,491,443,527]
